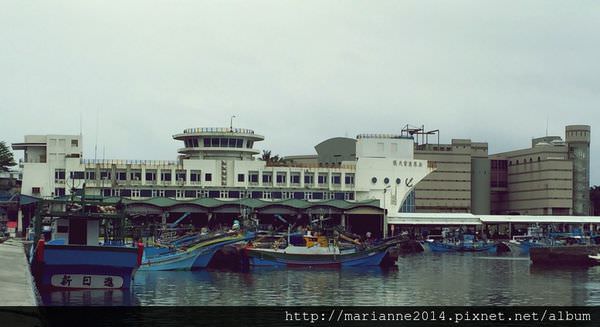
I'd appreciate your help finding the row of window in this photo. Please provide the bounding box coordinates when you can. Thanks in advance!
[182,137,254,149]
[371,176,412,186]
[510,157,542,165]
[58,169,354,185]
[100,188,355,201]
[247,173,354,185]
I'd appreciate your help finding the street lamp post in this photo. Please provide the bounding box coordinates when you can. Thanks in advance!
[383,185,391,237]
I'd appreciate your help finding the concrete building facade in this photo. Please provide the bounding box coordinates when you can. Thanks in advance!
[412,139,490,214]
[491,125,591,216]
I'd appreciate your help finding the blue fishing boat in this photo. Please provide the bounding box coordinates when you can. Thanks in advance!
[191,232,255,268]
[426,234,497,253]
[506,228,594,254]
[505,235,548,254]
[140,231,254,271]
[30,198,142,290]
[243,234,393,267]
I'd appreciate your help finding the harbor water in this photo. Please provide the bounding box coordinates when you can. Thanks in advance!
[40,252,600,306]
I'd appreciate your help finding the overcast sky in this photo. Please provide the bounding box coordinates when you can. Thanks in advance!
[1,1,599,183]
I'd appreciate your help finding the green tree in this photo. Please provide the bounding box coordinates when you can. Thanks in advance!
[0,141,16,171]
[260,150,285,165]
[590,186,600,216]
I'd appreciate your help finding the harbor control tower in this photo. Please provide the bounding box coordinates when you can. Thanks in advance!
[172,127,265,160]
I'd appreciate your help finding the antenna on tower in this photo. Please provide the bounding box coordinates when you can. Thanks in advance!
[230,115,237,131]
[95,109,99,161]
[546,116,549,137]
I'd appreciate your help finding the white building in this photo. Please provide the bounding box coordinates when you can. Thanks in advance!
[13,127,435,234]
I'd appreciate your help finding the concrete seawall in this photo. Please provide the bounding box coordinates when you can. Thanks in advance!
[0,238,44,326]
[0,238,38,306]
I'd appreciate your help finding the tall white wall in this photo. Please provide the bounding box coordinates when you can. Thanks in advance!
[21,163,53,197]
[356,137,414,159]
[355,157,432,215]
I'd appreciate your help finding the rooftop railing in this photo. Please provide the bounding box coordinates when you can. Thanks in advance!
[183,127,255,134]
[265,162,356,170]
[81,159,179,166]
[356,133,413,139]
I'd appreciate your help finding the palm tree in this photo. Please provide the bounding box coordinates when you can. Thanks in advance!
[260,150,272,162]
[260,150,285,165]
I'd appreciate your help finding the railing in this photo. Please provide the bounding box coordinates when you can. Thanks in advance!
[265,162,356,170]
[81,159,179,166]
[356,133,412,139]
[183,127,255,134]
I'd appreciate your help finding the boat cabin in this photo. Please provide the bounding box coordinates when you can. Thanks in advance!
[35,199,126,247]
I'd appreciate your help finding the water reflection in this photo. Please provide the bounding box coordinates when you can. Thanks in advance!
[41,289,136,306]
[41,253,600,306]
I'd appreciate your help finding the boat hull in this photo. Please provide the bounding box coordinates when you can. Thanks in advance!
[139,247,200,271]
[244,245,389,267]
[426,241,497,253]
[506,241,546,254]
[530,245,600,266]
[140,233,255,271]
[32,244,139,290]
[191,236,252,269]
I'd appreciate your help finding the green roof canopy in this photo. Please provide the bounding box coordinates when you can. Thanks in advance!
[120,197,381,210]
[29,196,381,212]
